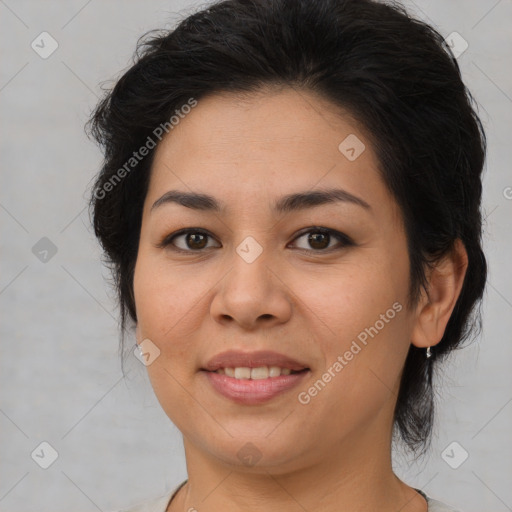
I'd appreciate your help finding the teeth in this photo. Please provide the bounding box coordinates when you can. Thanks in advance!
[250,367,269,380]
[234,367,251,379]
[268,366,282,377]
[215,366,297,379]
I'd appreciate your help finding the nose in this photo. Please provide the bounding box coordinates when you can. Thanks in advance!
[210,247,293,331]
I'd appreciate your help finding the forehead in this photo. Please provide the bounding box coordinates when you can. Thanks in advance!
[153,87,370,162]
[145,87,396,220]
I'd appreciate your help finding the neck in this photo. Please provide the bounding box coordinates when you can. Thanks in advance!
[169,397,427,512]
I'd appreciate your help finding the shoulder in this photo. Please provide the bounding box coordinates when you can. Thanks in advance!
[426,495,463,512]
[107,482,183,512]
[108,490,174,512]
[108,483,462,512]
[413,488,462,512]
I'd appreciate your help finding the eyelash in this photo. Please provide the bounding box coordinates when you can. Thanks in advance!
[156,226,354,255]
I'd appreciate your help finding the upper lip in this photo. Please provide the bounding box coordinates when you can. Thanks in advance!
[202,350,310,372]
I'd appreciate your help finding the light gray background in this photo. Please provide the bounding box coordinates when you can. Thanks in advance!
[1,1,511,511]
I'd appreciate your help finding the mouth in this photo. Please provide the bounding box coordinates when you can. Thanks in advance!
[200,367,310,405]
[202,366,309,379]
[201,349,310,374]
[199,349,311,405]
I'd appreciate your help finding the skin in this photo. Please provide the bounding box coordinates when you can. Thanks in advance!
[132,86,468,512]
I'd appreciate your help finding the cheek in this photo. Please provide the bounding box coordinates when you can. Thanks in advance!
[296,303,409,440]
[133,254,209,427]
[293,253,411,413]
[295,254,407,343]
[133,251,206,340]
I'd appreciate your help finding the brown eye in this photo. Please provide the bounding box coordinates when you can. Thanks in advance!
[185,232,208,250]
[157,229,221,252]
[308,232,330,250]
[291,227,353,253]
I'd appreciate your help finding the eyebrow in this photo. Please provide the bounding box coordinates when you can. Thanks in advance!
[150,187,371,214]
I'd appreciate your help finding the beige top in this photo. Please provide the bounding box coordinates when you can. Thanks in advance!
[112,481,462,512]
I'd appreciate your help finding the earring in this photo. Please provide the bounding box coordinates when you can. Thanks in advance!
[426,346,432,359]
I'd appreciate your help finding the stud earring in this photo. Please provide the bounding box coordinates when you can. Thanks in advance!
[426,346,432,359]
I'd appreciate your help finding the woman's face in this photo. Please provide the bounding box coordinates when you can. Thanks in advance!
[133,88,417,472]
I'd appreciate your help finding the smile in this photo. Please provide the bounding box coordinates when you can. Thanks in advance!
[201,368,310,405]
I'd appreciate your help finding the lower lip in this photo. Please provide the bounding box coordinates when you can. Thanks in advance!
[202,370,310,405]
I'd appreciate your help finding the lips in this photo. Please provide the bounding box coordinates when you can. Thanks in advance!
[203,370,309,405]
[201,349,310,372]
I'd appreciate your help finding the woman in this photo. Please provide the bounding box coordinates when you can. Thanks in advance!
[87,0,487,510]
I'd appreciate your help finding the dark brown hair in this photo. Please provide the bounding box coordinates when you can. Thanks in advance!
[87,0,487,456]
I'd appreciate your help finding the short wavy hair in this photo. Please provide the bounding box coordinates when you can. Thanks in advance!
[87,0,487,456]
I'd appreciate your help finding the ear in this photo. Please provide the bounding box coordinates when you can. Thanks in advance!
[411,239,468,349]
